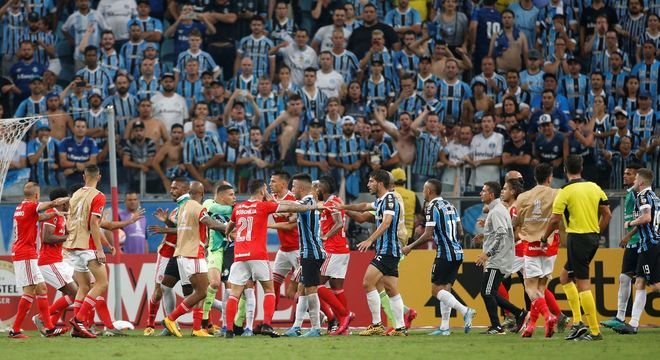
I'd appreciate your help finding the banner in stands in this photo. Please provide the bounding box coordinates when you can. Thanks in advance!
[1,249,657,330]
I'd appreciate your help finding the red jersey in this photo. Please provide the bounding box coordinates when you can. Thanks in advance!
[508,204,525,257]
[86,192,106,250]
[158,208,178,258]
[321,195,349,254]
[38,209,66,265]
[231,200,279,261]
[272,191,300,251]
[524,232,560,257]
[11,201,40,261]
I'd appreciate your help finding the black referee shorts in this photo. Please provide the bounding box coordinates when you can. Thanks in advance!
[622,247,639,276]
[300,258,324,287]
[431,258,463,285]
[637,245,660,285]
[370,255,400,278]
[564,233,599,280]
[221,246,235,283]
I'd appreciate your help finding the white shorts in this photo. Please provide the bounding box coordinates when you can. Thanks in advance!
[64,250,97,273]
[177,257,208,285]
[39,262,74,289]
[154,254,170,284]
[512,256,525,274]
[228,260,272,286]
[524,255,557,279]
[13,259,45,288]
[291,266,302,283]
[320,253,350,279]
[272,250,300,278]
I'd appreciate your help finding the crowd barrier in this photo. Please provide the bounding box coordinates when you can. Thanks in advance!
[1,249,658,330]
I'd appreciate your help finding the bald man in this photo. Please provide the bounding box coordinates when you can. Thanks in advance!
[505,171,523,182]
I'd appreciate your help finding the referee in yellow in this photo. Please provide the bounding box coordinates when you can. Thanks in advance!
[541,155,612,341]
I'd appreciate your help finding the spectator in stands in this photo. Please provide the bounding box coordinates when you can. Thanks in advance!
[438,58,471,122]
[606,108,636,151]
[520,49,544,100]
[164,3,216,56]
[606,136,640,190]
[102,73,139,135]
[122,120,159,193]
[489,9,529,73]
[313,6,350,53]
[631,40,660,107]
[27,123,60,192]
[415,55,440,92]
[239,126,274,181]
[10,41,46,108]
[502,123,533,189]
[316,51,345,98]
[366,121,399,172]
[44,92,70,141]
[23,12,56,71]
[630,91,658,143]
[388,74,423,118]
[129,57,159,101]
[565,114,600,184]
[205,0,238,82]
[472,57,505,100]
[529,89,571,135]
[530,73,569,114]
[3,137,28,199]
[347,3,400,60]
[128,0,163,43]
[232,0,266,40]
[184,117,223,190]
[175,29,220,83]
[76,46,114,97]
[152,124,185,191]
[119,192,147,253]
[219,126,248,186]
[328,115,366,200]
[440,124,471,194]
[466,114,503,189]
[559,56,589,114]
[62,0,109,70]
[329,29,359,84]
[96,30,120,79]
[272,28,318,87]
[0,0,25,77]
[59,118,98,187]
[420,79,443,114]
[497,70,531,111]
[229,57,257,95]
[224,90,260,146]
[532,115,565,187]
[14,76,46,119]
[362,55,395,106]
[509,0,538,50]
[177,58,204,108]
[543,36,572,80]
[296,120,329,180]
[431,0,469,51]
[586,72,615,116]
[299,67,328,121]
[235,16,274,79]
[409,109,444,190]
[125,99,168,146]
[97,0,136,49]
[469,0,501,74]
[463,80,494,124]
[151,72,188,131]
[636,14,660,63]
[119,23,149,80]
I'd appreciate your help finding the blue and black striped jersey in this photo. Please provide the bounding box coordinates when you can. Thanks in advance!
[426,197,463,261]
[371,191,402,257]
[101,94,139,135]
[297,195,326,260]
[296,137,328,180]
[237,35,274,78]
[183,133,224,182]
[634,188,660,252]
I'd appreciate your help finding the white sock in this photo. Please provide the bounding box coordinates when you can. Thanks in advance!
[366,290,381,324]
[212,299,223,312]
[307,293,321,329]
[293,296,308,328]
[440,303,451,330]
[162,286,176,315]
[221,287,229,327]
[616,274,632,321]
[389,294,405,329]
[245,288,255,330]
[630,289,647,328]
[437,289,468,315]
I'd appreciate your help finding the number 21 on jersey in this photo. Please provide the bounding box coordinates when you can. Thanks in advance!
[236,217,254,242]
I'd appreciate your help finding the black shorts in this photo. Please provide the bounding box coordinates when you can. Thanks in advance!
[221,246,234,282]
[636,245,660,284]
[432,258,463,285]
[300,258,324,287]
[370,255,400,278]
[164,256,180,281]
[622,246,639,275]
[564,233,599,280]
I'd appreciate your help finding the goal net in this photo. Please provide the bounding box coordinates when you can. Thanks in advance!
[0,116,42,200]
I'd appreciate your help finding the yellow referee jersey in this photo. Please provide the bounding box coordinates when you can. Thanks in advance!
[552,179,609,234]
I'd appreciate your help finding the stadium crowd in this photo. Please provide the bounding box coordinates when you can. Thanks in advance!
[1,0,660,199]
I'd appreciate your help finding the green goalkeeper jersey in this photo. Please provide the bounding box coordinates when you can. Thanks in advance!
[624,188,639,247]
[203,199,233,252]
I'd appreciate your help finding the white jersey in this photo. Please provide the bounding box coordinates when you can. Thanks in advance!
[470,132,504,187]
[280,44,319,86]
[316,70,344,98]
[97,0,137,41]
[61,9,110,61]
[151,92,189,131]
[441,141,470,184]
[313,25,351,52]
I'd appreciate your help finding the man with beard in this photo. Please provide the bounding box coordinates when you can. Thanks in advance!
[14,76,47,119]
[264,94,307,161]
[152,73,189,131]
[75,46,113,97]
[122,121,158,193]
[125,99,169,147]
[10,41,47,108]
[347,3,400,60]
[372,108,416,166]
[101,73,139,135]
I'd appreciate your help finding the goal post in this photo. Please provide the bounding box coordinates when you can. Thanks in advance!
[0,116,43,200]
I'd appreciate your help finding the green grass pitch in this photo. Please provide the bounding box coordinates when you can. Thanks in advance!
[3,328,658,359]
